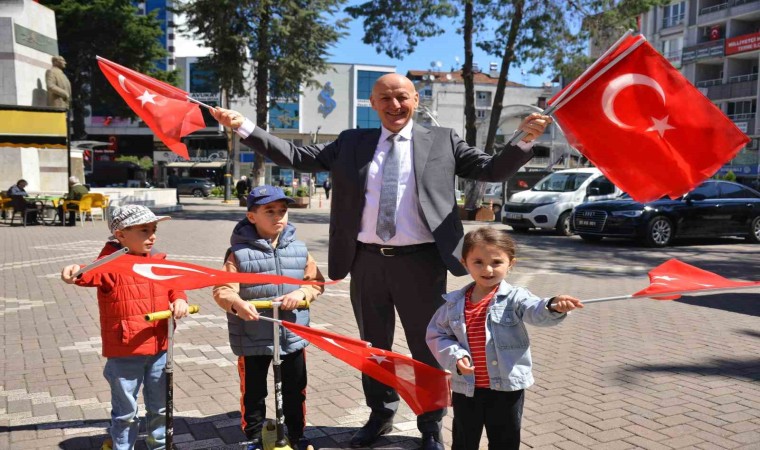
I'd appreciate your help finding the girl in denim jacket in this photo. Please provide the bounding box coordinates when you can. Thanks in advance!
[426,227,583,450]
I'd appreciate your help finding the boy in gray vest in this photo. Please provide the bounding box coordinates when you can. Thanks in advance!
[213,185,325,450]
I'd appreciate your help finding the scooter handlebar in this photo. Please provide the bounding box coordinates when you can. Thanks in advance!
[145,304,201,322]
[249,299,310,309]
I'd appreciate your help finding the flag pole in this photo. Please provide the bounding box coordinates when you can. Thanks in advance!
[507,29,635,145]
[583,284,760,304]
[186,96,215,111]
[72,247,129,278]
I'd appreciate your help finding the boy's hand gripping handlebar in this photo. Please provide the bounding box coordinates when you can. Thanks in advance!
[145,305,201,322]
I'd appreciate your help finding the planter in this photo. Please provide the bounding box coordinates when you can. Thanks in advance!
[458,205,496,222]
[291,196,309,208]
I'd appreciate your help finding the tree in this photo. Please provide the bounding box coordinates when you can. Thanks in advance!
[347,0,667,210]
[40,0,173,139]
[176,0,348,188]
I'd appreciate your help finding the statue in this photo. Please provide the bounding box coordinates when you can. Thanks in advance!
[45,55,71,109]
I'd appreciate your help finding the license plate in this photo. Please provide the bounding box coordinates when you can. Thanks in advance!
[577,219,597,227]
[505,213,523,220]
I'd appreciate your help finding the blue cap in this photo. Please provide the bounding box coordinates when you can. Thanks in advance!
[247,185,294,209]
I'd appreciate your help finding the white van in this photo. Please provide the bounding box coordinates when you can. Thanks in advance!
[502,168,622,236]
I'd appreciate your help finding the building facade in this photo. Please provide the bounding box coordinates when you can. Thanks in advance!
[640,0,760,187]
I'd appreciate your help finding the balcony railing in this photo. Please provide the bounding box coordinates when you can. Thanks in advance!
[682,39,725,63]
[732,0,759,6]
[727,113,756,120]
[696,78,723,87]
[729,73,758,84]
[662,15,684,28]
[699,2,728,14]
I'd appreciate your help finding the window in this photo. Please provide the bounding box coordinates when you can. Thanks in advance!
[661,37,683,58]
[420,87,432,98]
[727,100,757,119]
[476,91,491,107]
[476,110,487,119]
[588,176,616,195]
[533,172,592,192]
[270,103,299,129]
[689,182,720,199]
[357,70,387,100]
[662,2,685,28]
[720,183,760,199]
[357,106,381,129]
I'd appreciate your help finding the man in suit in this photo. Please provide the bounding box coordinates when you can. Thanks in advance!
[211,73,551,450]
[45,56,71,109]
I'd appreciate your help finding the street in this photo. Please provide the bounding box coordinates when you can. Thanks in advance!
[1,198,759,449]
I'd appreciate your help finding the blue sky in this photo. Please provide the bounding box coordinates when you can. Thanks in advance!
[174,10,549,87]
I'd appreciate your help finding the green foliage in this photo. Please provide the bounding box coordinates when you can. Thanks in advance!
[39,0,176,138]
[210,186,225,197]
[723,170,737,182]
[115,155,153,171]
[295,187,309,197]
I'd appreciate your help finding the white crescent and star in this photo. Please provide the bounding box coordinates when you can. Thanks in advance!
[118,75,129,93]
[602,73,675,138]
[136,90,158,107]
[132,263,208,281]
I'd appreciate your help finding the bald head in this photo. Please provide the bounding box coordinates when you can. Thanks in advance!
[52,55,66,69]
[370,73,419,132]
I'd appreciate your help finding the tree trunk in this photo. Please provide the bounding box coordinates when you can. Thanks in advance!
[253,5,271,187]
[462,0,482,211]
[484,0,524,154]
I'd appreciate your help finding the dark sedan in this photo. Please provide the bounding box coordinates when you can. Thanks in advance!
[572,180,760,247]
[177,178,215,197]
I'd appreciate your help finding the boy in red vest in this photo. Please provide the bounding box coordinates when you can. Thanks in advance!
[61,204,189,450]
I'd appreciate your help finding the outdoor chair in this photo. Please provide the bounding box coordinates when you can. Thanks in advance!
[89,193,108,221]
[9,196,42,227]
[0,191,12,223]
[63,194,95,226]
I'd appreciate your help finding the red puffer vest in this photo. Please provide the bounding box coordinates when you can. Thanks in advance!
[77,242,187,358]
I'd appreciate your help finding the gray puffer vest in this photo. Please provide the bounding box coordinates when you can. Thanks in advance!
[227,220,310,356]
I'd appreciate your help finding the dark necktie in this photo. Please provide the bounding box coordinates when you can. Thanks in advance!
[376,134,400,242]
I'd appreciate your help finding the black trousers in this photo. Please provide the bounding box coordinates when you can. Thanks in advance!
[452,389,524,450]
[349,245,447,434]
[237,349,307,441]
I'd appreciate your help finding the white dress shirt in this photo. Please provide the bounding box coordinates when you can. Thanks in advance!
[357,120,435,246]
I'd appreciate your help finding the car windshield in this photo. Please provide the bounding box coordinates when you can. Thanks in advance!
[532,173,592,192]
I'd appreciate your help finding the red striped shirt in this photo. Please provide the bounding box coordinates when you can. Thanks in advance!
[464,286,498,388]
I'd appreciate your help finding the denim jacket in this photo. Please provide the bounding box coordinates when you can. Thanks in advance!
[425,280,566,397]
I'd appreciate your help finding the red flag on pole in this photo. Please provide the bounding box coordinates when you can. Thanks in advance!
[549,34,750,202]
[281,321,451,415]
[97,56,205,160]
[633,258,760,300]
[80,254,334,290]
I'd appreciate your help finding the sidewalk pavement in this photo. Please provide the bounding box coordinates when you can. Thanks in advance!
[1,198,759,449]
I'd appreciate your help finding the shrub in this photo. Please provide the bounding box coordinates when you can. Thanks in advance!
[295,187,309,197]
[210,186,224,197]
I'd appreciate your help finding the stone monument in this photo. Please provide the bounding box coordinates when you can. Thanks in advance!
[45,55,71,109]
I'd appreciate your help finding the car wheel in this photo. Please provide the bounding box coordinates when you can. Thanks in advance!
[556,211,572,236]
[192,189,203,197]
[510,225,530,233]
[747,216,760,243]
[645,216,673,247]
[579,234,603,242]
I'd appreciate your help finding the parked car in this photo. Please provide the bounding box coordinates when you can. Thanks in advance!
[482,170,553,216]
[502,168,622,236]
[177,178,214,197]
[571,180,760,247]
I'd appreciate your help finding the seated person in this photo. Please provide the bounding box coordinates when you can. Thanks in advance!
[59,176,89,226]
[7,179,28,197]
[7,180,40,223]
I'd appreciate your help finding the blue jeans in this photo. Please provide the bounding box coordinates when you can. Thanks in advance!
[103,352,167,450]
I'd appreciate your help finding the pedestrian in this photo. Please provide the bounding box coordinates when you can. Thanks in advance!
[210,73,551,449]
[322,179,331,200]
[236,175,249,201]
[167,170,180,205]
[60,205,190,450]
[426,227,583,450]
[59,176,89,226]
[212,185,325,450]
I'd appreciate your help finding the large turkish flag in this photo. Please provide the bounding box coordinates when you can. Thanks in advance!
[550,34,749,202]
[97,56,205,160]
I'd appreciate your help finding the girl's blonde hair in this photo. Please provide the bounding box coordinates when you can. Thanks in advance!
[462,227,517,260]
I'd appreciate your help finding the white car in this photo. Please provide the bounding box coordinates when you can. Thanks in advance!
[502,168,622,236]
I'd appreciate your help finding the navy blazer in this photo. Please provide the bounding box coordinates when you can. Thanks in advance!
[241,124,533,279]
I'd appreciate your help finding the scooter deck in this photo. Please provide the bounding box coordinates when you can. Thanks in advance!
[260,419,314,450]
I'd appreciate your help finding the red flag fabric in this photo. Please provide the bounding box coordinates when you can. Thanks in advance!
[81,254,334,290]
[97,56,205,160]
[550,34,750,202]
[281,321,450,415]
[633,258,760,300]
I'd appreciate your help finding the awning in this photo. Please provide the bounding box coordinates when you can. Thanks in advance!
[0,105,67,149]
[165,161,226,169]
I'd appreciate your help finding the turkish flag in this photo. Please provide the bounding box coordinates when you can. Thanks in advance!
[97,56,206,160]
[633,258,760,300]
[550,34,750,202]
[81,254,334,290]
[282,321,451,415]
